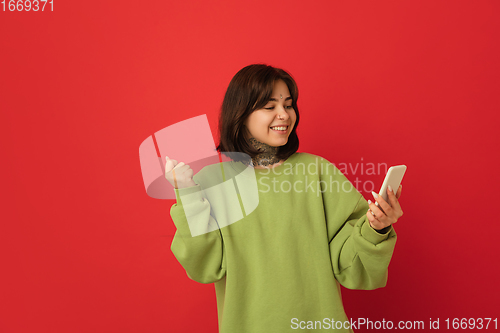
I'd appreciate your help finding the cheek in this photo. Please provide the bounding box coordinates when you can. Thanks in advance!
[254,114,273,128]
[246,114,268,134]
[290,111,297,125]
[247,111,278,135]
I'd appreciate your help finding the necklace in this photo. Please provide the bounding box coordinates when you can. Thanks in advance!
[249,138,282,168]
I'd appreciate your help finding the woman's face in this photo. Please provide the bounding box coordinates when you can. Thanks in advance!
[244,79,297,147]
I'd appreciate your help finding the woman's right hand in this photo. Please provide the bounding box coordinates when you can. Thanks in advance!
[164,157,197,189]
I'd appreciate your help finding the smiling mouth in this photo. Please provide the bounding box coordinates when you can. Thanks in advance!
[270,126,288,131]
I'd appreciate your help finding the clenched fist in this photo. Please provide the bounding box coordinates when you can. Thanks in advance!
[164,157,197,189]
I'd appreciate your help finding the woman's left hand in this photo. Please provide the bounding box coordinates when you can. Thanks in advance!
[366,185,403,231]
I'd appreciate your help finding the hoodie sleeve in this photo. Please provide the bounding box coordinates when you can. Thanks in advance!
[170,184,226,284]
[320,159,397,290]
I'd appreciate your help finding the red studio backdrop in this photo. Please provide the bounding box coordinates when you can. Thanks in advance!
[1,1,499,332]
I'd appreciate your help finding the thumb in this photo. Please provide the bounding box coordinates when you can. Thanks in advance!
[172,167,178,189]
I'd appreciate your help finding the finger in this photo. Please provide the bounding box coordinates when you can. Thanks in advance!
[173,161,185,170]
[172,164,191,176]
[366,210,380,229]
[396,184,402,199]
[165,158,176,173]
[371,193,385,213]
[367,209,388,230]
[387,186,398,206]
[367,200,386,220]
[164,161,171,172]
[179,164,193,174]
[371,191,391,216]
[387,185,403,214]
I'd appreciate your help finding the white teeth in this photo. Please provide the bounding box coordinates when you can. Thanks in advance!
[271,126,287,131]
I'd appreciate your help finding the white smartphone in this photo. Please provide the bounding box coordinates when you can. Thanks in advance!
[379,165,407,204]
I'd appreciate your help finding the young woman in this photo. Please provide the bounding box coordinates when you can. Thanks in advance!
[165,64,403,333]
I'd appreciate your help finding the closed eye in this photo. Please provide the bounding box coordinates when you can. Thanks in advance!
[264,105,293,110]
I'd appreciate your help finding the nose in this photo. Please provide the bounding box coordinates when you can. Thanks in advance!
[276,106,289,120]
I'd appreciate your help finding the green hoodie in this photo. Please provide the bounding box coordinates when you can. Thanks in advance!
[170,152,396,332]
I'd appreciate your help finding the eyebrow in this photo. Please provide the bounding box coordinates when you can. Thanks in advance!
[269,96,293,102]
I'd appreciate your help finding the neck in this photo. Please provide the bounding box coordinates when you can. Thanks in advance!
[249,138,282,168]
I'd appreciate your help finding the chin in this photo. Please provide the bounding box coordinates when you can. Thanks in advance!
[272,140,288,147]
[259,135,289,147]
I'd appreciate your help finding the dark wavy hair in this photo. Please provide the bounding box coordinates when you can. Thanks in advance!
[216,64,300,162]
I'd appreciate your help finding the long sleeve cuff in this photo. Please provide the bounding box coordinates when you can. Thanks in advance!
[174,185,204,206]
[360,220,392,245]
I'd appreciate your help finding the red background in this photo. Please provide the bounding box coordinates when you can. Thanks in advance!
[1,1,499,332]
